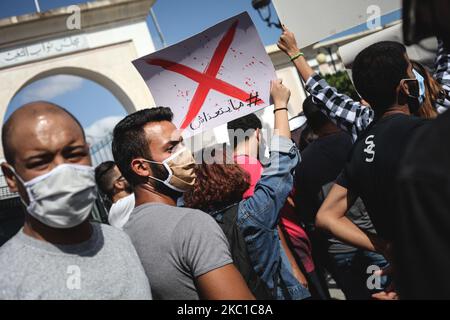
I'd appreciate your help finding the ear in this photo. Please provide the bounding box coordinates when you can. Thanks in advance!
[130,159,152,179]
[113,179,122,192]
[113,178,128,192]
[399,79,411,96]
[1,162,19,193]
[397,80,410,105]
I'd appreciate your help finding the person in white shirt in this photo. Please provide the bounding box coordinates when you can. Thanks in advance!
[108,193,135,229]
[95,161,135,229]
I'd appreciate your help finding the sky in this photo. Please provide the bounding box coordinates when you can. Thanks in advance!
[0,0,401,143]
[1,0,283,135]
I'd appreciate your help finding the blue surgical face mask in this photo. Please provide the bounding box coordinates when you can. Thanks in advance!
[413,69,426,106]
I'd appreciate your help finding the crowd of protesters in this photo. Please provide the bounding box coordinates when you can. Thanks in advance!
[1,2,450,300]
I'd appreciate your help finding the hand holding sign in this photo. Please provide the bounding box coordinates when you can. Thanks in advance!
[133,12,277,137]
[271,79,291,108]
[277,25,301,58]
[273,0,401,48]
[271,79,292,139]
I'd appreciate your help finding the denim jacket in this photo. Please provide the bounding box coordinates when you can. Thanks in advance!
[236,135,311,300]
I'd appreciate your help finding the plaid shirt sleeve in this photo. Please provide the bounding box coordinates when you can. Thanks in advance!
[305,73,374,142]
[434,40,450,113]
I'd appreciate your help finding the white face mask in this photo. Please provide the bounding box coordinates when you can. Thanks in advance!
[143,146,196,193]
[11,163,97,229]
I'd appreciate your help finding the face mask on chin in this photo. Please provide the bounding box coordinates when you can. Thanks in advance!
[143,146,196,193]
[9,163,97,229]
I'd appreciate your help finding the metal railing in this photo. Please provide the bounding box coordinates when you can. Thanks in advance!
[89,134,114,167]
[0,171,16,200]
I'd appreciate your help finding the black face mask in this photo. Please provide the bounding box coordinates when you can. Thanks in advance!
[408,98,421,115]
[399,79,422,114]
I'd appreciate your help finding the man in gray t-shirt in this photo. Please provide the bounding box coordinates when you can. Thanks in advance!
[0,223,151,300]
[125,203,232,300]
[0,102,151,300]
[112,107,254,300]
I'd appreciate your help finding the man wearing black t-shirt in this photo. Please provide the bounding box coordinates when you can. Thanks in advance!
[335,113,427,240]
[296,97,389,300]
[315,41,429,299]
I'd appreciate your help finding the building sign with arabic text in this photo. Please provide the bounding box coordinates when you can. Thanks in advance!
[0,35,89,69]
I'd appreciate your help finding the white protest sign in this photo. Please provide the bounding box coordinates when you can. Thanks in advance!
[133,12,277,137]
[339,23,438,68]
[272,0,401,48]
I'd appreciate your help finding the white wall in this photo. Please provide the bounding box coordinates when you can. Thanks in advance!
[85,20,155,57]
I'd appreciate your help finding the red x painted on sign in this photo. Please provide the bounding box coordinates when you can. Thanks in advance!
[146,20,264,130]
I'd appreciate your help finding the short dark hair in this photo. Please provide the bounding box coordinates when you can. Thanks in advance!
[95,161,117,199]
[352,41,409,114]
[303,96,331,132]
[227,113,262,148]
[112,107,173,186]
[2,101,85,165]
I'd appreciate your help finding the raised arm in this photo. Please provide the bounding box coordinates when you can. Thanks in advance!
[272,79,291,139]
[277,25,374,141]
[433,40,450,113]
[239,80,299,229]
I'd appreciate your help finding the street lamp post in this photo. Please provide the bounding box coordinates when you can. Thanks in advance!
[150,7,167,48]
[34,0,41,13]
[251,0,282,29]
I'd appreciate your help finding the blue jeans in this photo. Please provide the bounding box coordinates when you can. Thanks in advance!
[329,250,390,300]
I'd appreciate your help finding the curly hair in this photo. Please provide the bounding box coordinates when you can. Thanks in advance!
[184,149,250,213]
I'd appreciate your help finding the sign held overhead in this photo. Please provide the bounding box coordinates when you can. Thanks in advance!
[272,0,402,48]
[133,12,277,137]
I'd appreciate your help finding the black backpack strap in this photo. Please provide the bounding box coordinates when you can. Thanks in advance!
[211,204,274,300]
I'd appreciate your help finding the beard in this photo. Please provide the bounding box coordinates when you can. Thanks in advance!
[149,162,183,199]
